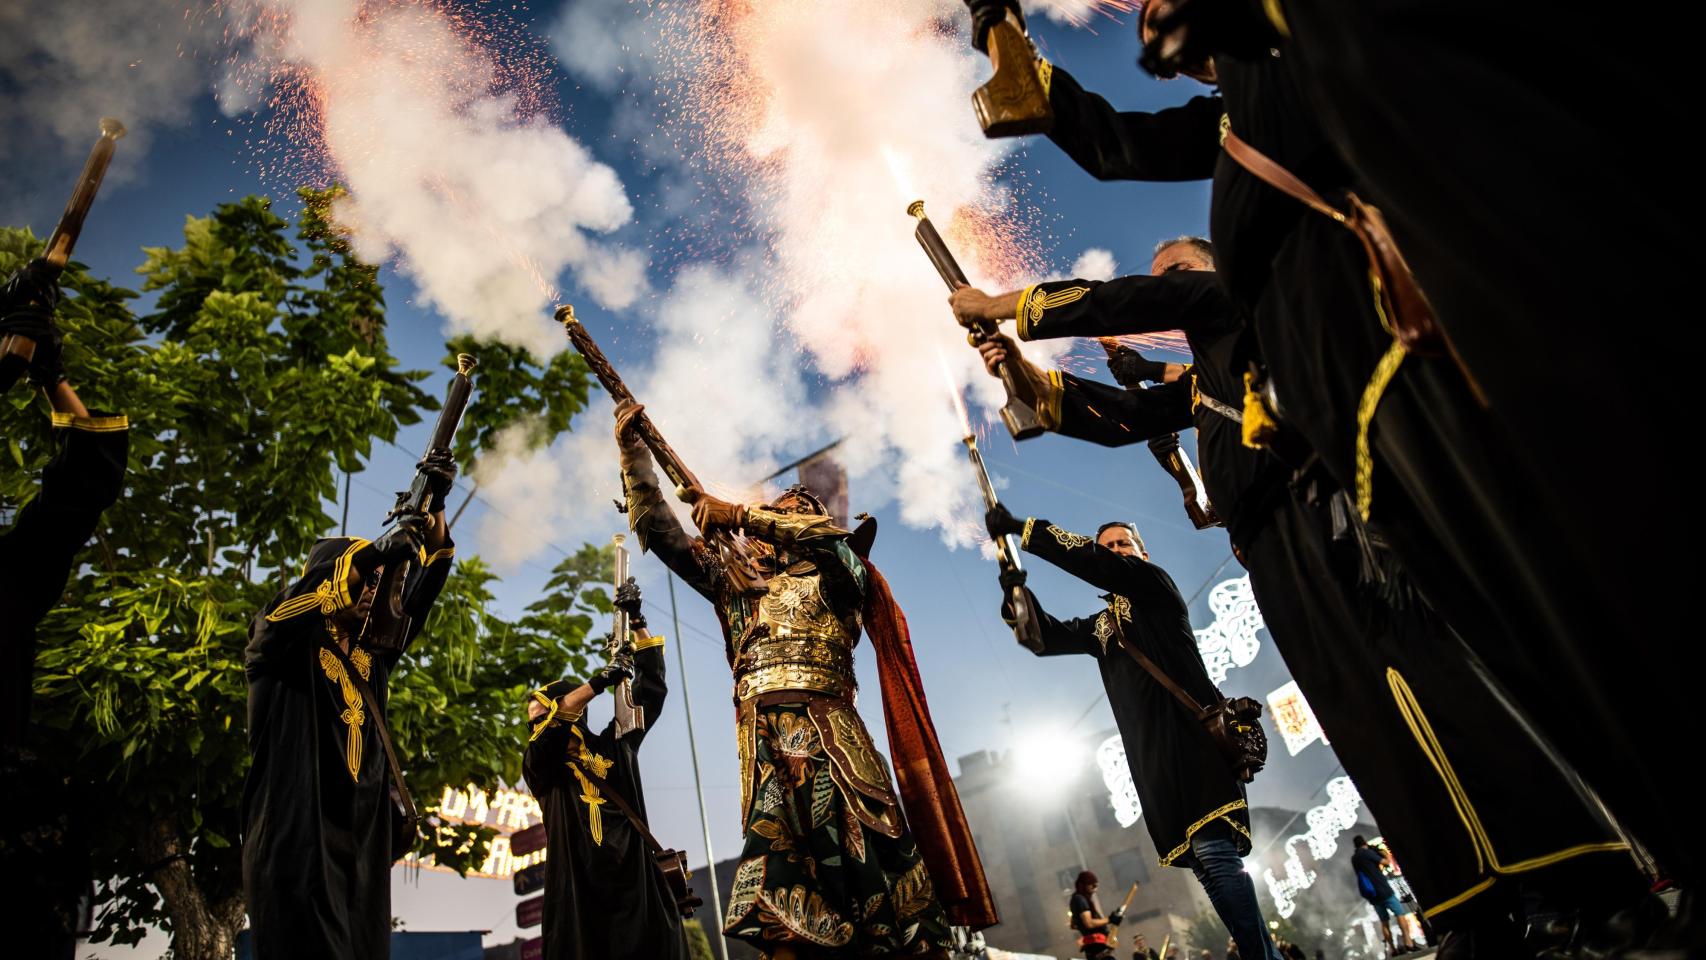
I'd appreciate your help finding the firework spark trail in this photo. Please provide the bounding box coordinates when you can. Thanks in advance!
[219,0,641,356]
[627,0,1093,547]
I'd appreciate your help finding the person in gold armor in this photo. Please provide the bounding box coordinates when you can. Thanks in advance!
[614,401,955,959]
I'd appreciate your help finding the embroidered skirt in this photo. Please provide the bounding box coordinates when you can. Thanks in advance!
[722,698,952,956]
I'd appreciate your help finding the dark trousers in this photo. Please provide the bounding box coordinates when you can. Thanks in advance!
[1191,832,1281,960]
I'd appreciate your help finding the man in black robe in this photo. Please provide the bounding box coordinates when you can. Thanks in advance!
[1,262,130,960]
[958,241,1650,953]
[1126,0,1692,891]
[241,472,455,960]
[522,579,685,960]
[963,0,1686,913]
[983,507,1280,960]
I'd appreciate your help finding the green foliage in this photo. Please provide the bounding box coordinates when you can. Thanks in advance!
[0,189,600,954]
[683,918,716,960]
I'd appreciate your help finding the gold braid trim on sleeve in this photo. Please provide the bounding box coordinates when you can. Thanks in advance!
[1039,369,1065,431]
[1020,517,1036,550]
[633,633,666,651]
[1015,284,1040,340]
[50,411,129,433]
[1036,56,1054,97]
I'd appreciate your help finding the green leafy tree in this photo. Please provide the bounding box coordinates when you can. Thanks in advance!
[0,189,601,960]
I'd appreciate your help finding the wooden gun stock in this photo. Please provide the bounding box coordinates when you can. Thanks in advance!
[908,201,1045,440]
[972,15,1054,138]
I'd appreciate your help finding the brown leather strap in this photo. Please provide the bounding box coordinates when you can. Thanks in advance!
[1111,629,1208,718]
[1222,131,1345,223]
[569,737,669,858]
[323,643,418,824]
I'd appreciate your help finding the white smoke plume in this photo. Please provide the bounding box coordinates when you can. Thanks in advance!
[467,0,1086,565]
[226,0,644,356]
[473,257,813,567]
[0,0,209,226]
[1070,247,1119,282]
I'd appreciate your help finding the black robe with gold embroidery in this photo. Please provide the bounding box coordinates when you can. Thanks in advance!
[1037,53,1656,918]
[0,409,128,960]
[241,535,454,960]
[1008,519,1250,870]
[521,640,685,960]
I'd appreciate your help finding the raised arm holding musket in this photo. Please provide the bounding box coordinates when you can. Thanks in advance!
[522,576,686,960]
[612,391,994,958]
[242,360,472,960]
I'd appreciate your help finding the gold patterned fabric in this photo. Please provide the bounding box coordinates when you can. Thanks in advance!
[731,564,862,702]
[723,701,952,955]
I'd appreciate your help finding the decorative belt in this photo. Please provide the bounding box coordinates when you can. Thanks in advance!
[734,635,856,701]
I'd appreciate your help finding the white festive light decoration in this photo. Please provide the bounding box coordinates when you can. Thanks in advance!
[1096,734,1143,827]
[1193,575,1265,683]
[1261,776,1364,918]
[1267,680,1329,756]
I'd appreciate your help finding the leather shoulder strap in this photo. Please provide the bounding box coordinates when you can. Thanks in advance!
[1112,631,1208,718]
[323,642,417,823]
[1221,130,1344,223]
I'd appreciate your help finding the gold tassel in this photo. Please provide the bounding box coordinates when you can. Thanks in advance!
[1241,371,1280,448]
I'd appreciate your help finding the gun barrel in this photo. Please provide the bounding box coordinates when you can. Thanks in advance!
[559,304,704,501]
[909,202,971,291]
[43,118,126,271]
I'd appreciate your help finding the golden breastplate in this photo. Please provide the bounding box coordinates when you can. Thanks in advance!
[733,570,860,701]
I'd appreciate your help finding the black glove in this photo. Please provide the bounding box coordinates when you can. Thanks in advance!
[985,503,1025,540]
[964,0,1023,53]
[417,448,457,514]
[358,513,426,576]
[998,566,1027,594]
[1138,0,1280,80]
[588,660,633,694]
[1109,908,1125,925]
[613,576,646,629]
[1105,345,1168,388]
[1,258,65,389]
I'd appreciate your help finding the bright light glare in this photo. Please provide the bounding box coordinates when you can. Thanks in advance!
[1010,733,1085,795]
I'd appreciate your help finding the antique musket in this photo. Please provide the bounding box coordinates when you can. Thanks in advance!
[362,354,478,650]
[609,533,644,739]
[557,305,760,590]
[1,118,126,391]
[908,200,1045,440]
[962,433,1043,652]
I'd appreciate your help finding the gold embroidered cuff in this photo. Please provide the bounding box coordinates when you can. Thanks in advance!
[1015,284,1040,340]
[633,633,665,652]
[423,546,455,566]
[1036,56,1054,97]
[1020,517,1036,550]
[50,411,129,433]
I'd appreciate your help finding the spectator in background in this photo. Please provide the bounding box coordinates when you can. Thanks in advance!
[1351,836,1417,956]
[1131,931,1161,960]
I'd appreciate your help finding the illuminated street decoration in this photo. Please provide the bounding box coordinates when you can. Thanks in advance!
[1261,776,1364,918]
[1096,734,1142,827]
[1267,680,1329,756]
[404,784,546,879]
[1193,575,1264,683]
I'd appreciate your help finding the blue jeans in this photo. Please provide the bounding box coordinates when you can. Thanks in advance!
[1189,833,1282,960]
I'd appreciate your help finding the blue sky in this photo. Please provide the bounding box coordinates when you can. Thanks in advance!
[4,2,1352,953]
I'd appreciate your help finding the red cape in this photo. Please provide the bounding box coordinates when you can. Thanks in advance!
[862,562,999,931]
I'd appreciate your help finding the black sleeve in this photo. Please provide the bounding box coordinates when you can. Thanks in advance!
[397,537,456,654]
[1020,517,1182,603]
[1042,372,1195,446]
[625,639,668,749]
[1016,272,1234,342]
[1044,65,1223,183]
[0,412,129,627]
[1003,587,1100,658]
